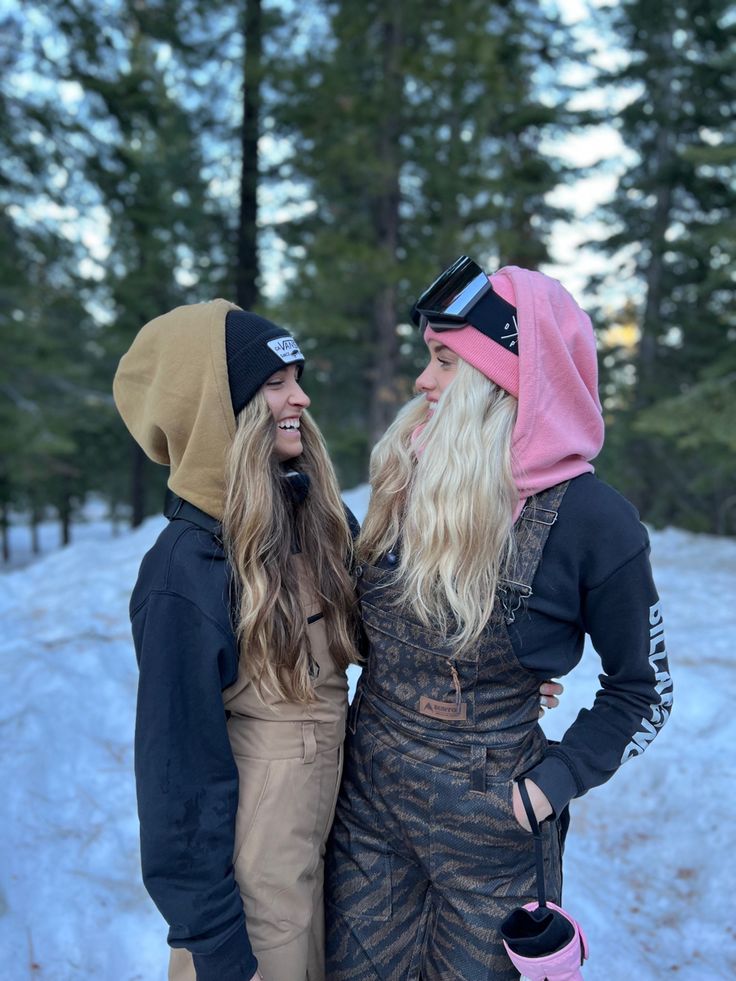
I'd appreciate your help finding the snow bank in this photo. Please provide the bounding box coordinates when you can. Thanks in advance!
[0,495,733,979]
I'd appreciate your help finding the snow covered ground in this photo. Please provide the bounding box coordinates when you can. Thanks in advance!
[1,486,734,979]
[2,497,128,572]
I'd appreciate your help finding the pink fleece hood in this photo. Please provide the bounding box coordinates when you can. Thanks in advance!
[424,265,604,518]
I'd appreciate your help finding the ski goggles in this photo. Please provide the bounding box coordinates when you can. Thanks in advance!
[410,255,519,354]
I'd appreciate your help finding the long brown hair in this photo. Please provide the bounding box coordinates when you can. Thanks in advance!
[222,394,359,702]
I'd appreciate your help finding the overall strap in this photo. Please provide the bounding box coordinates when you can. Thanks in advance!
[163,489,222,537]
[499,481,569,622]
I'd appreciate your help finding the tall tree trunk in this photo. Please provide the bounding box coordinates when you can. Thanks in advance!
[131,441,147,528]
[1,503,9,564]
[236,0,262,310]
[636,180,674,408]
[630,24,677,515]
[59,494,71,547]
[31,505,40,555]
[636,25,676,411]
[369,12,403,446]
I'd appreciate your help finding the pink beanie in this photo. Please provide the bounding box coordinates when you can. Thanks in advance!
[423,269,520,397]
[421,265,604,518]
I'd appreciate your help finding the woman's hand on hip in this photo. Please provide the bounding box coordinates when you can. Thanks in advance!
[512,778,553,831]
[538,680,563,717]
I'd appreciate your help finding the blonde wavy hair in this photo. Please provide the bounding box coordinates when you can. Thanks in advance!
[358,359,518,650]
[222,394,359,703]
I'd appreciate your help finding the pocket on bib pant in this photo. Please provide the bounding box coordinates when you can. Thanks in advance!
[327,824,393,922]
[504,780,535,837]
[327,733,392,922]
[234,754,329,944]
[232,756,272,870]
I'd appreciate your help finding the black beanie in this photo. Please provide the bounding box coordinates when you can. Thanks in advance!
[225,310,305,416]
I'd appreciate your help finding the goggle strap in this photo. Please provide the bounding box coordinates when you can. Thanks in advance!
[463,289,520,355]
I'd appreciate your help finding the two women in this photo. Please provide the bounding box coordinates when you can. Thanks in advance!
[115,258,661,981]
[325,259,673,979]
[115,300,558,980]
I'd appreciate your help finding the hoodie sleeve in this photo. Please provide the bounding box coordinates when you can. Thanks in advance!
[132,589,258,981]
[524,544,673,816]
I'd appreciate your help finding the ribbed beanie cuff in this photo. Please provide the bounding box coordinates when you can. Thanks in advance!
[422,271,520,397]
[225,310,304,416]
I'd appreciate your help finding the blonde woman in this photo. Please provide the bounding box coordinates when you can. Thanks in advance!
[113,303,360,981]
[325,260,673,980]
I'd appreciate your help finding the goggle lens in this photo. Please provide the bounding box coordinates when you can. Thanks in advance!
[410,256,519,354]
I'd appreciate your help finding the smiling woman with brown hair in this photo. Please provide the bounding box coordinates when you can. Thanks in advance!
[113,302,360,981]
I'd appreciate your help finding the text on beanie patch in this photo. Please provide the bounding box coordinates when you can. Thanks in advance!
[267,336,303,363]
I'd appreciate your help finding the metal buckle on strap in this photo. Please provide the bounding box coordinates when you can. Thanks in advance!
[519,505,558,526]
[499,578,533,597]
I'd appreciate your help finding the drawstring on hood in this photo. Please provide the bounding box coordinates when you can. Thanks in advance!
[424,266,604,519]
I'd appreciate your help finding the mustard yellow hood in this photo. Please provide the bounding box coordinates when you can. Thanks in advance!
[113,298,240,520]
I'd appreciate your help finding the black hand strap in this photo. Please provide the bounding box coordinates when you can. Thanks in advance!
[518,779,547,909]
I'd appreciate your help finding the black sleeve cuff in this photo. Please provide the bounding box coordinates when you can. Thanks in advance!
[190,926,258,981]
[523,752,580,818]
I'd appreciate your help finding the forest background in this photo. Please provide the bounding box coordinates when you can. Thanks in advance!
[1,0,734,563]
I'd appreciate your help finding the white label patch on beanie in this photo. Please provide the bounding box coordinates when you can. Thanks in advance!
[267,336,303,363]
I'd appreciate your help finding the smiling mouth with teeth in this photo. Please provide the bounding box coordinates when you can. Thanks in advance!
[278,418,301,431]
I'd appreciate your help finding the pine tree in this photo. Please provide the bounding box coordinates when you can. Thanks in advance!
[0,7,94,554]
[45,0,232,524]
[593,0,736,530]
[269,0,585,483]
[237,0,263,309]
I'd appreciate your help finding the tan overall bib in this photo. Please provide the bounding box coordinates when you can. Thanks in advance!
[169,555,348,981]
